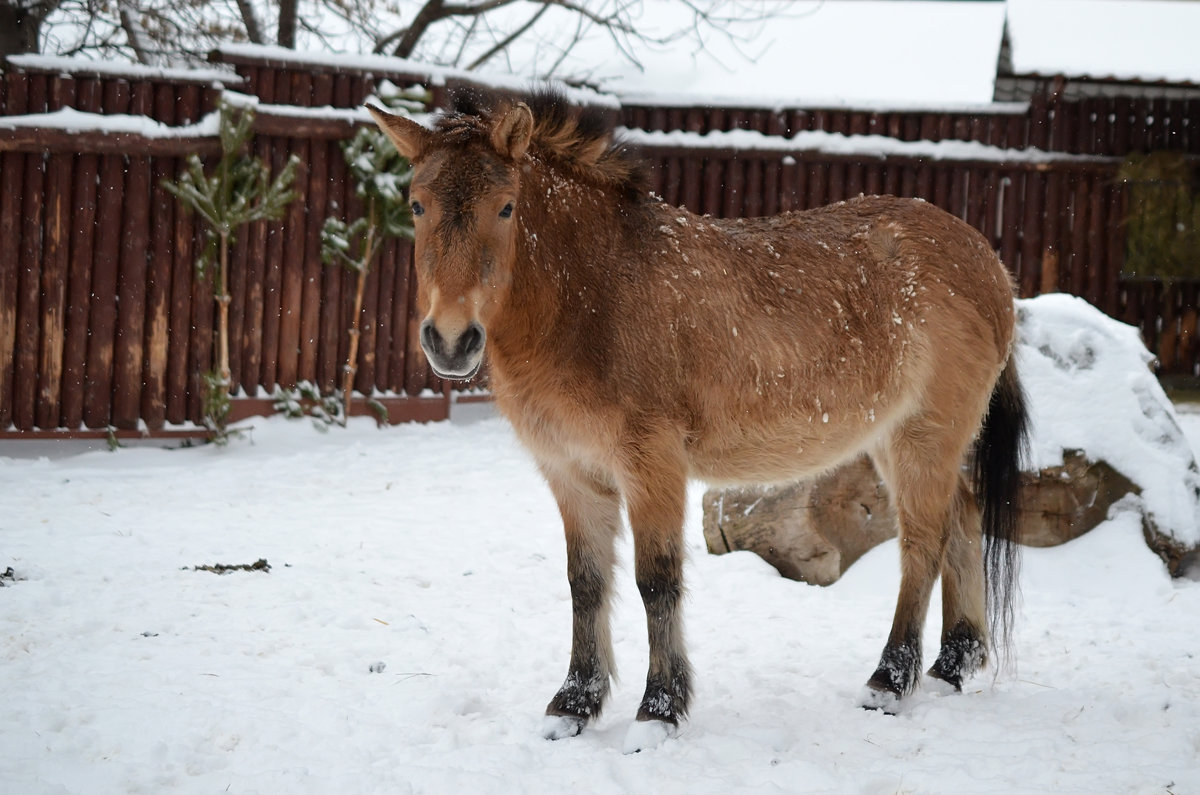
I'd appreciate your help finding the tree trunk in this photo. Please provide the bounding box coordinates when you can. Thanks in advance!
[0,2,57,57]
[235,0,265,44]
[341,223,376,423]
[216,232,232,387]
[277,0,298,48]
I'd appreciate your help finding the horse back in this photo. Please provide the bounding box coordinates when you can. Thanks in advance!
[654,195,1017,483]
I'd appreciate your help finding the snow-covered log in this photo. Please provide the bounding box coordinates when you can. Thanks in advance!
[703,294,1200,582]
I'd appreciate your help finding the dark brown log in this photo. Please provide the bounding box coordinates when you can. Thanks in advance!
[375,234,401,394]
[388,243,413,394]
[112,152,151,430]
[1084,174,1105,309]
[166,155,196,425]
[317,139,347,392]
[722,155,744,218]
[276,143,308,388]
[702,157,723,217]
[0,151,24,429]
[1018,172,1045,298]
[142,156,176,431]
[82,154,125,429]
[1067,174,1089,299]
[35,152,71,428]
[13,152,45,430]
[999,171,1021,282]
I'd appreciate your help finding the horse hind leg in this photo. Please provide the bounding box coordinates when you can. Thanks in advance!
[862,426,965,712]
[542,464,621,740]
[927,475,988,692]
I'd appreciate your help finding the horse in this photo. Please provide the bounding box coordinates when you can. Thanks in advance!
[368,88,1028,751]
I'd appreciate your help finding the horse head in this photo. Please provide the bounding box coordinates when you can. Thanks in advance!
[368,99,533,380]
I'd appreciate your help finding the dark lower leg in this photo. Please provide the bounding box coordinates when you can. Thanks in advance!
[867,612,926,700]
[865,532,944,703]
[635,549,691,724]
[545,551,614,722]
[928,620,986,690]
[543,471,619,731]
[929,483,988,690]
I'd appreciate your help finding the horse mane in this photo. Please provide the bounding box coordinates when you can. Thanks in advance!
[437,86,650,202]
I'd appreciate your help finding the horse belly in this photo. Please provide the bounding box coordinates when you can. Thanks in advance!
[685,415,885,486]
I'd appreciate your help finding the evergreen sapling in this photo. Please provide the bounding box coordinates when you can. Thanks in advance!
[321,85,425,425]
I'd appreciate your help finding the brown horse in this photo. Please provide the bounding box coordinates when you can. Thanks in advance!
[369,89,1027,750]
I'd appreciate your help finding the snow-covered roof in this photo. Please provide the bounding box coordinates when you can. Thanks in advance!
[542,1,1008,108]
[1005,0,1200,85]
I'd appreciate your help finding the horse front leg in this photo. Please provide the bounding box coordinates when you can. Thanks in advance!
[622,443,691,752]
[542,464,622,740]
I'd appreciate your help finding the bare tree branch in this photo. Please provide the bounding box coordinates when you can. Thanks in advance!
[466,3,548,70]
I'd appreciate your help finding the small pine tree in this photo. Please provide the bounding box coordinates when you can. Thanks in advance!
[163,99,299,444]
[1119,151,1200,282]
[321,85,426,425]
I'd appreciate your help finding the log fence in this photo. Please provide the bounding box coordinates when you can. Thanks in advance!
[1,50,1198,437]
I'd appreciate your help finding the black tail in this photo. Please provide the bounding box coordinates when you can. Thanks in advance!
[973,357,1029,665]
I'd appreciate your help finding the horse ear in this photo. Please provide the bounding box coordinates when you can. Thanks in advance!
[366,104,430,160]
[492,102,533,160]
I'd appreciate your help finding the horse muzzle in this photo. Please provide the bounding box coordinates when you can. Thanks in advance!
[420,319,485,380]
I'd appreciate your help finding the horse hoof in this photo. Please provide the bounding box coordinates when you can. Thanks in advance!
[858,684,901,714]
[542,714,585,740]
[622,718,677,754]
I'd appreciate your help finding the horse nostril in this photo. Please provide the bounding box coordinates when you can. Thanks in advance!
[460,323,485,356]
[420,320,442,355]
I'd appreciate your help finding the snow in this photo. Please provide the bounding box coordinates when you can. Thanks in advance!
[621,126,1112,165]
[4,53,239,85]
[552,1,1006,107]
[0,107,221,137]
[3,395,1200,791]
[0,97,385,138]
[213,43,622,110]
[1017,293,1200,548]
[22,1,1197,113]
[1006,0,1200,85]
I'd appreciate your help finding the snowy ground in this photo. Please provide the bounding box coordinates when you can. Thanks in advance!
[2,408,1199,794]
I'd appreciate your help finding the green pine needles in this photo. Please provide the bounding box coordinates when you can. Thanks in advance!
[321,85,426,425]
[163,98,299,444]
[1119,151,1200,283]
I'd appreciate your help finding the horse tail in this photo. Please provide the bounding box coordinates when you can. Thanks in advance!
[974,354,1029,666]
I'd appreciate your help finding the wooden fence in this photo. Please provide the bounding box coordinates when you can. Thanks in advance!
[1,50,1198,437]
[622,79,1200,157]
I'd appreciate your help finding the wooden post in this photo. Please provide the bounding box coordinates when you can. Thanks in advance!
[1041,249,1060,296]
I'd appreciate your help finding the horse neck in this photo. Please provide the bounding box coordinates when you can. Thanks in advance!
[490,160,633,369]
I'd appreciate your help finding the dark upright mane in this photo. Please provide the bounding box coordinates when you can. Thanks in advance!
[440,86,650,202]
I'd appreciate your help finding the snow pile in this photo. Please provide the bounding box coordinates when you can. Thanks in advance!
[1017,293,1200,552]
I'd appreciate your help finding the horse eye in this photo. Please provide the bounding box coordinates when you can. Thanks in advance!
[411,200,424,217]
[499,203,514,219]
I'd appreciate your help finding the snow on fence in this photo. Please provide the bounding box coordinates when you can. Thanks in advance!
[621,80,1200,158]
[0,50,1197,436]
